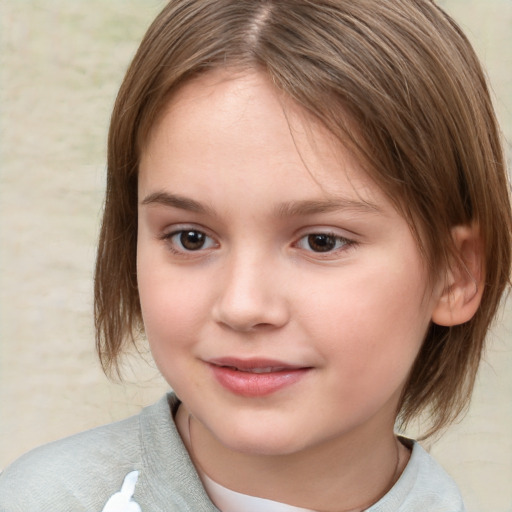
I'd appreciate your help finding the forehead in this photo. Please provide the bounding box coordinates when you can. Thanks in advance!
[138,68,387,213]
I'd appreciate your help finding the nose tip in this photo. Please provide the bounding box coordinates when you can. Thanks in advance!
[212,263,290,332]
[213,292,289,332]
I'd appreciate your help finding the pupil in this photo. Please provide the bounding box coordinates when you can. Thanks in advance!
[308,234,335,252]
[180,231,205,250]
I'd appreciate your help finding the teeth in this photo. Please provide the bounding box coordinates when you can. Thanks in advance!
[225,366,284,373]
[242,367,285,374]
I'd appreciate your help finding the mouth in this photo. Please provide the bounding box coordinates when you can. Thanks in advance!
[214,365,295,374]
[207,358,311,397]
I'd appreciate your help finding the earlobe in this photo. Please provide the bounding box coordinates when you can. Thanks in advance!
[431,225,485,327]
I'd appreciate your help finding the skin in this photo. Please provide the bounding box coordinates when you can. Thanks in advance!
[136,69,446,511]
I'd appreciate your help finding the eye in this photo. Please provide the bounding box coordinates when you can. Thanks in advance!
[296,233,352,253]
[165,229,217,252]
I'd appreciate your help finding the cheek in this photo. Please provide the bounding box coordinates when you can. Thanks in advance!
[138,237,204,320]
[139,275,204,343]
[137,269,203,390]
[136,248,203,354]
[301,257,431,379]
[136,261,223,403]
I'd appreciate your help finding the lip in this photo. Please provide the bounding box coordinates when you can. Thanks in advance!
[208,357,311,397]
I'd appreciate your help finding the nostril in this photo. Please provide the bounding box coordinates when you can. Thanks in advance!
[212,268,290,331]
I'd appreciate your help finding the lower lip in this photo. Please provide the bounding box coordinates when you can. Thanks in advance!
[209,365,309,397]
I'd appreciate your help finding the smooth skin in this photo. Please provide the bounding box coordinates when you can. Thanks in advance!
[136,69,482,511]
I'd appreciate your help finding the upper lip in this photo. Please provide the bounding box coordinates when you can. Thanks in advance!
[208,357,308,372]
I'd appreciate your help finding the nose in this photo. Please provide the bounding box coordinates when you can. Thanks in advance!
[212,251,290,332]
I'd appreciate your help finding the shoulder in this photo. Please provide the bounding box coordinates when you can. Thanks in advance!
[0,395,171,512]
[371,439,466,512]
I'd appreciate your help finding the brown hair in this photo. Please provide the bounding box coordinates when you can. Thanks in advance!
[95,0,512,438]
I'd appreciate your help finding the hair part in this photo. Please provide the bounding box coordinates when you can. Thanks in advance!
[95,0,512,437]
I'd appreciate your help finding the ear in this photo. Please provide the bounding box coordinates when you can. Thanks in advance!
[431,224,485,327]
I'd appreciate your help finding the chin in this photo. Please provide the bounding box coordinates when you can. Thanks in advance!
[214,425,311,457]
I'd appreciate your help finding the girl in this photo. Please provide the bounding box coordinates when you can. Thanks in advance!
[1,1,510,511]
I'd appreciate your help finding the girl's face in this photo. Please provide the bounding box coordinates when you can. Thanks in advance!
[137,69,440,456]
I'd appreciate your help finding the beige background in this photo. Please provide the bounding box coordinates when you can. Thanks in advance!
[0,1,511,511]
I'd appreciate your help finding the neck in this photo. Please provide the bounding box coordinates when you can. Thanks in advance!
[176,405,410,512]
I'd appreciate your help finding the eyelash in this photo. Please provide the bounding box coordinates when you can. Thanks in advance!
[160,229,218,254]
[160,228,356,257]
[295,232,355,255]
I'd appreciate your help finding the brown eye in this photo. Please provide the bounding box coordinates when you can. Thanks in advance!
[307,234,337,252]
[295,232,352,254]
[179,230,207,250]
[164,229,217,254]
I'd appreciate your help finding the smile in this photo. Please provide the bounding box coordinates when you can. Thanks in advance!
[208,358,311,397]
[221,366,289,374]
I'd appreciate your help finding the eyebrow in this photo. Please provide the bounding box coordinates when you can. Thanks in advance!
[141,191,215,216]
[141,191,381,217]
[274,198,381,217]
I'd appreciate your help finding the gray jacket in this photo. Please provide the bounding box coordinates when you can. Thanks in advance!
[0,393,466,512]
